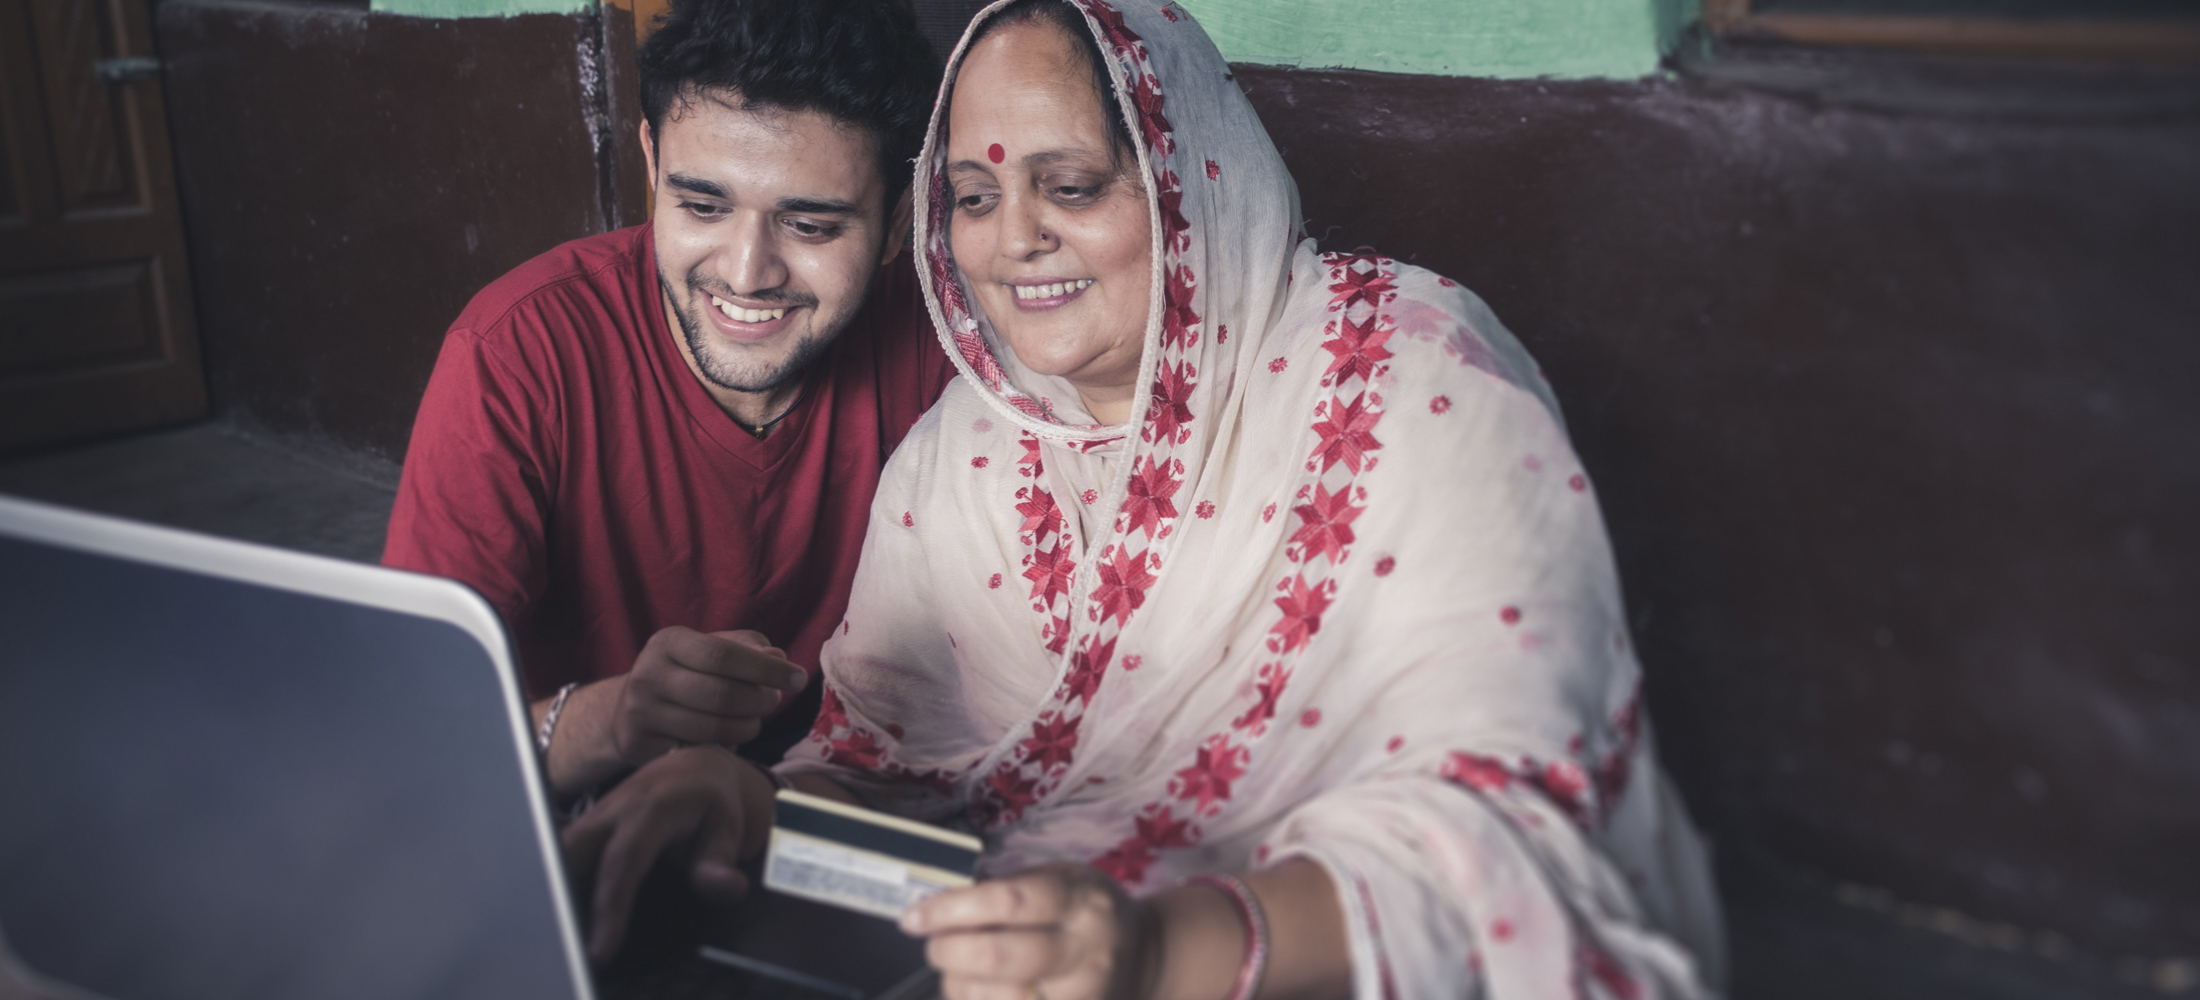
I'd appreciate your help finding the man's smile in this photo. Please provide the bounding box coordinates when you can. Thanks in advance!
[708,294,787,324]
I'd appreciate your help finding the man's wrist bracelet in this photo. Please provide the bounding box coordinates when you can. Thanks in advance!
[1183,873,1269,1000]
[535,682,579,756]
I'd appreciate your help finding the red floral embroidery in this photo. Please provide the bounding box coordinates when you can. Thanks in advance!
[1077,0,1144,58]
[1312,392,1383,474]
[1082,489,1099,504]
[1043,612,1071,654]
[826,726,885,769]
[1217,324,1228,343]
[972,456,990,468]
[1158,190,1193,259]
[1373,555,1396,576]
[1267,576,1333,653]
[1146,360,1197,444]
[1232,662,1290,732]
[985,765,1040,822]
[1093,546,1157,627]
[1533,760,1593,826]
[1289,481,1363,566]
[988,573,1002,589]
[901,511,913,527]
[1268,357,1288,374]
[1387,735,1405,753]
[1205,159,1219,179]
[1569,473,1588,492]
[1064,635,1115,705]
[1023,541,1077,607]
[1128,73,1174,155]
[1093,804,1194,883]
[1442,752,1514,793]
[1016,487,1063,541]
[1195,500,1216,518]
[1300,708,1321,727]
[1261,502,1276,522]
[1020,712,1082,771]
[1430,395,1452,414]
[1327,254,1397,311]
[1501,605,1522,625]
[1321,311,1394,384]
[1170,734,1248,814]
[1122,457,1183,538]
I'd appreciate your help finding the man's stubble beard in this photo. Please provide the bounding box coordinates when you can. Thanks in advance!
[660,264,875,395]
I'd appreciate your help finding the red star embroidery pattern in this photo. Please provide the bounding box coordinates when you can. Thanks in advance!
[1121,457,1184,538]
[1290,481,1362,566]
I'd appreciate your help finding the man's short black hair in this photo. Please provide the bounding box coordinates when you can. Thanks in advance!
[637,0,940,199]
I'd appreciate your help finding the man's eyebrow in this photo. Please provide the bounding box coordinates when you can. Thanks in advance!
[779,196,862,215]
[664,173,727,199]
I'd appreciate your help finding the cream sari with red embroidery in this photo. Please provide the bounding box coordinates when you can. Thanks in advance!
[777,1,1725,996]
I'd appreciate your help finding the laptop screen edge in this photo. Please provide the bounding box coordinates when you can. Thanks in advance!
[0,493,598,1000]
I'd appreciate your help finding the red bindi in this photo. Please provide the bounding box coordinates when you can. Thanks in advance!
[987,143,1005,163]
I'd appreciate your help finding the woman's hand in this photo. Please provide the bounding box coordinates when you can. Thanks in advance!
[902,863,1158,1000]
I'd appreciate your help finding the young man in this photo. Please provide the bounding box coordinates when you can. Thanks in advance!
[382,0,948,957]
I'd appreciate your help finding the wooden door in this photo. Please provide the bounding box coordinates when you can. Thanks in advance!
[0,0,204,452]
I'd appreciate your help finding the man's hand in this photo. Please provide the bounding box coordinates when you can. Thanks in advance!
[536,626,810,798]
[559,744,776,963]
[612,627,809,764]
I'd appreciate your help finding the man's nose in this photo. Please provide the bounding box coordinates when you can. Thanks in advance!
[718,211,791,297]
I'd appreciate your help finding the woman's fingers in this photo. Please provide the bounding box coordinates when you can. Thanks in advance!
[927,925,1064,984]
[911,867,1138,1000]
[906,872,1070,934]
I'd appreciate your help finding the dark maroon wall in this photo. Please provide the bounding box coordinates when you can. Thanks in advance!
[154,0,648,463]
[1232,63,2199,964]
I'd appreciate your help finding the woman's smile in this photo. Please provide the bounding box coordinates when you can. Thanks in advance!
[1007,277,1096,308]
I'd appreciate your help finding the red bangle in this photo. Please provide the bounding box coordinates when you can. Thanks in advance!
[1184,874,1269,1000]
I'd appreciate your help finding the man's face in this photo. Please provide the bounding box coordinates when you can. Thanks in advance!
[643,90,908,397]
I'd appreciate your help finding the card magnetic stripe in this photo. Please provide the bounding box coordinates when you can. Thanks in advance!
[773,799,980,875]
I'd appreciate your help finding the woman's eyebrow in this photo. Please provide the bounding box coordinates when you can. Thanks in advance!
[1021,148,1109,168]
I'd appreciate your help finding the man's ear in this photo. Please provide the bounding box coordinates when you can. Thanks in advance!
[879,185,914,266]
[639,120,658,199]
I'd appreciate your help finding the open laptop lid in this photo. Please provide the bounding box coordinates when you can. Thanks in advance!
[0,494,591,1000]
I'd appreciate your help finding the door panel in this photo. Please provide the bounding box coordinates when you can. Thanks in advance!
[0,0,204,452]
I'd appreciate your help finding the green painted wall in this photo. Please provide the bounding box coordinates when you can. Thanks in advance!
[1178,0,1698,80]
[369,0,591,18]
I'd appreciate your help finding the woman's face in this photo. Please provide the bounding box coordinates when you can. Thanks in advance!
[945,20,1152,422]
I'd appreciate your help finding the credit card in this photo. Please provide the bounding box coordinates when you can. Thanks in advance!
[763,789,983,921]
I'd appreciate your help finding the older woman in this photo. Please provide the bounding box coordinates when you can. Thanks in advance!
[775,1,1726,997]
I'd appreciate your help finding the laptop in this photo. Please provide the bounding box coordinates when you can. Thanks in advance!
[0,493,930,1000]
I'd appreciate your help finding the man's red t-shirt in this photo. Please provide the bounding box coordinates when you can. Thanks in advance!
[384,223,952,750]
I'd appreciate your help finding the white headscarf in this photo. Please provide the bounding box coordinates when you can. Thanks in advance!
[780,2,1727,995]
